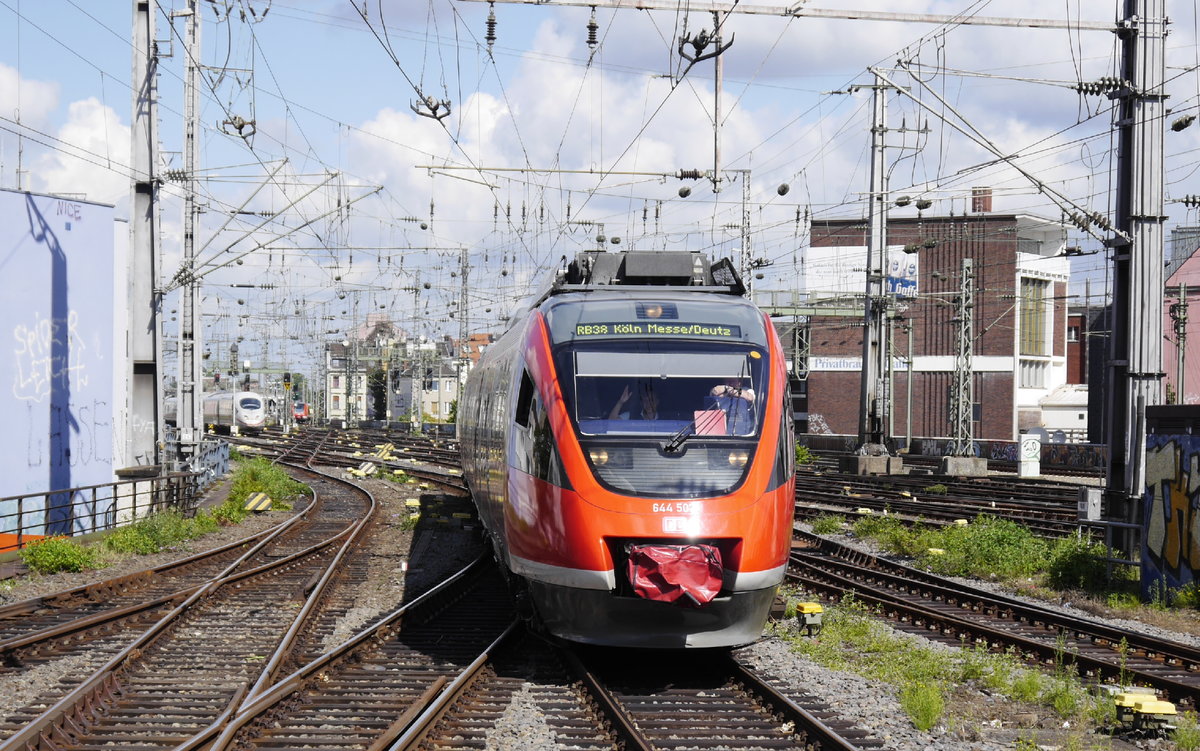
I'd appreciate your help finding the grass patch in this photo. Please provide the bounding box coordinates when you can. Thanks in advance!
[1174,712,1200,751]
[211,499,251,526]
[229,456,307,512]
[922,483,949,495]
[851,515,939,558]
[810,514,844,535]
[400,512,421,531]
[1047,536,1117,591]
[899,682,944,731]
[917,515,1048,580]
[795,445,816,466]
[386,469,415,485]
[778,598,1113,732]
[785,596,952,728]
[20,536,99,574]
[103,510,219,555]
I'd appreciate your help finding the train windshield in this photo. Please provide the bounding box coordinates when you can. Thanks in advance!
[569,349,764,437]
[544,295,771,498]
[240,397,262,410]
[552,341,765,499]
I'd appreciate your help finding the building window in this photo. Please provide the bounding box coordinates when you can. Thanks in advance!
[445,380,453,392]
[1019,278,1050,356]
[333,395,340,408]
[1067,325,1080,342]
[333,375,340,388]
[1019,359,1047,388]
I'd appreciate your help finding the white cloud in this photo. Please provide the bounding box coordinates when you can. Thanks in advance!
[32,97,130,209]
[0,62,58,126]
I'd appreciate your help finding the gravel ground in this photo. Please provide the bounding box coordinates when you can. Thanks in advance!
[316,469,482,649]
[486,684,558,750]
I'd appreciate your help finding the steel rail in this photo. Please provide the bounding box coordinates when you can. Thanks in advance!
[384,621,523,751]
[178,553,495,751]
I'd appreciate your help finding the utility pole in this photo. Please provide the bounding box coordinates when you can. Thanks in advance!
[854,73,892,459]
[1170,283,1187,403]
[1105,0,1165,546]
[129,0,163,469]
[174,0,203,467]
[948,258,975,456]
[741,173,752,287]
[410,277,423,432]
[712,11,723,194]
[905,319,914,451]
[344,339,353,426]
[458,247,470,389]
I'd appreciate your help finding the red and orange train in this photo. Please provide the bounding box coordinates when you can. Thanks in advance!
[458,251,795,648]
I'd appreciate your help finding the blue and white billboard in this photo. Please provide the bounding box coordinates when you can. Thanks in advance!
[804,245,920,300]
[1,189,116,535]
[886,251,919,298]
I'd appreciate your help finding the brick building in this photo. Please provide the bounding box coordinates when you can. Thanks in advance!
[793,213,1069,445]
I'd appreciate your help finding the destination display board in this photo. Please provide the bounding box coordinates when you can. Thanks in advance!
[574,322,742,338]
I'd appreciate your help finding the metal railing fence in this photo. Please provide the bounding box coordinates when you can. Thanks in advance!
[0,473,204,552]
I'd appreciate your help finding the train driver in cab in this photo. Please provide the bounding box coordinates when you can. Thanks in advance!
[708,376,756,434]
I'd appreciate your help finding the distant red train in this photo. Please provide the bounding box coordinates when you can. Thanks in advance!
[458,251,795,648]
[293,401,310,423]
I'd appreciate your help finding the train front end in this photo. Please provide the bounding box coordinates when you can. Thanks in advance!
[235,392,267,434]
[502,289,795,648]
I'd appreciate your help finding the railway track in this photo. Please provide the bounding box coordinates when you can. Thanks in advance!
[0,466,374,751]
[236,429,466,494]
[181,555,517,751]
[793,466,1088,538]
[542,648,880,751]
[399,624,882,750]
[788,529,1200,709]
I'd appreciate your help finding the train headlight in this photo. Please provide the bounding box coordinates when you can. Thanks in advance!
[727,450,749,468]
[589,448,610,466]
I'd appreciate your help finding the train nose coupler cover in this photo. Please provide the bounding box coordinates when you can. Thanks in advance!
[626,543,723,606]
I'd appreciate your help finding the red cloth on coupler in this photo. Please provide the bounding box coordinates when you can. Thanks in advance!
[626,543,723,606]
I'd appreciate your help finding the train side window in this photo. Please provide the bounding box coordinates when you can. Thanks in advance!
[515,370,535,428]
[531,388,571,489]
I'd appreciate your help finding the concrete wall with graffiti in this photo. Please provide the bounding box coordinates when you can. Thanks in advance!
[1143,433,1200,599]
[1,189,117,534]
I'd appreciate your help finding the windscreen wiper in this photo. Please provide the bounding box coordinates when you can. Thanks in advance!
[663,408,726,453]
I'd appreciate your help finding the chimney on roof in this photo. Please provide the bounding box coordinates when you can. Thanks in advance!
[971,187,993,213]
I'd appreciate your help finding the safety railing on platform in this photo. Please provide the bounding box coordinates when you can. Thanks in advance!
[0,473,203,553]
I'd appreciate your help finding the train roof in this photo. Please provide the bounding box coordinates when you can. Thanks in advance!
[527,250,746,307]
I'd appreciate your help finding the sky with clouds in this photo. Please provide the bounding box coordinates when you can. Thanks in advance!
[1,0,1198,377]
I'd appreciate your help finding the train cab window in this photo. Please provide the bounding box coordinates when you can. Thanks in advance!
[569,351,764,438]
[240,397,262,410]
